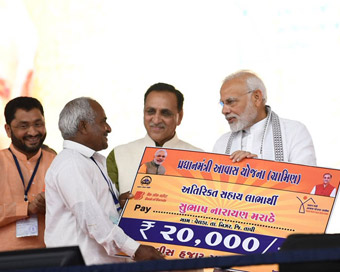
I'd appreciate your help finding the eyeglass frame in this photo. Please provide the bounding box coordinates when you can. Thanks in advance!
[219,90,254,107]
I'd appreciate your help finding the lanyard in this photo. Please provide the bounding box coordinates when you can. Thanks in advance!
[8,148,42,201]
[90,156,122,213]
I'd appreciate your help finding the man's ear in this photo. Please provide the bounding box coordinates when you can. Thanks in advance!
[177,110,184,126]
[78,121,87,134]
[5,124,11,138]
[252,89,263,107]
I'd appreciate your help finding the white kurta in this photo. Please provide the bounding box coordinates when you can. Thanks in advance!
[45,140,139,265]
[111,134,202,194]
[213,116,316,166]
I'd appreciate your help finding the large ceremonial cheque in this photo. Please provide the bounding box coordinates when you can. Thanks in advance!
[118,147,339,261]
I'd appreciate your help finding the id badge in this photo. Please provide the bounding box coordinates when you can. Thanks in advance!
[16,214,38,237]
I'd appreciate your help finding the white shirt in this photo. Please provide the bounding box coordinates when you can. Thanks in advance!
[213,115,317,166]
[45,140,139,265]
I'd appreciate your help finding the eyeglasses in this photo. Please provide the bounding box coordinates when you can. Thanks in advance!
[219,90,253,107]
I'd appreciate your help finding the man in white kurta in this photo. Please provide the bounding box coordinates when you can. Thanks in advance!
[213,70,316,166]
[107,83,202,193]
[213,113,316,165]
[45,97,163,265]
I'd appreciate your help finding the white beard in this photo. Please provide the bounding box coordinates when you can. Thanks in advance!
[227,100,258,132]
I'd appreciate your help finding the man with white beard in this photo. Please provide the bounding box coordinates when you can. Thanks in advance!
[213,70,316,166]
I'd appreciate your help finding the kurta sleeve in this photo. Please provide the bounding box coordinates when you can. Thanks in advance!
[286,121,317,166]
[0,201,28,227]
[138,163,147,174]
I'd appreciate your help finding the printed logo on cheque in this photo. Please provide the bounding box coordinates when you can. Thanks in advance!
[140,175,152,186]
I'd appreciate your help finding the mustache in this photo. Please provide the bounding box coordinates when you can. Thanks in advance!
[225,114,238,120]
[24,134,43,140]
[150,122,165,128]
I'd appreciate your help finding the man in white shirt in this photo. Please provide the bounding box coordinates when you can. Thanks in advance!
[213,70,316,165]
[107,83,202,194]
[44,97,163,265]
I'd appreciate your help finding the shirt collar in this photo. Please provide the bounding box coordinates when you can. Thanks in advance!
[63,140,96,158]
[9,143,42,162]
[163,133,179,147]
[244,117,267,135]
[145,133,179,147]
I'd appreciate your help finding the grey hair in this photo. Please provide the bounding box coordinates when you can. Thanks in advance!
[223,70,267,103]
[155,149,168,157]
[58,97,96,139]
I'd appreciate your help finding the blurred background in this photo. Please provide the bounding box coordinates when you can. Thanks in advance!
[0,0,339,169]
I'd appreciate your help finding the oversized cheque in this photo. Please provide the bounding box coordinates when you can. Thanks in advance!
[118,147,338,264]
